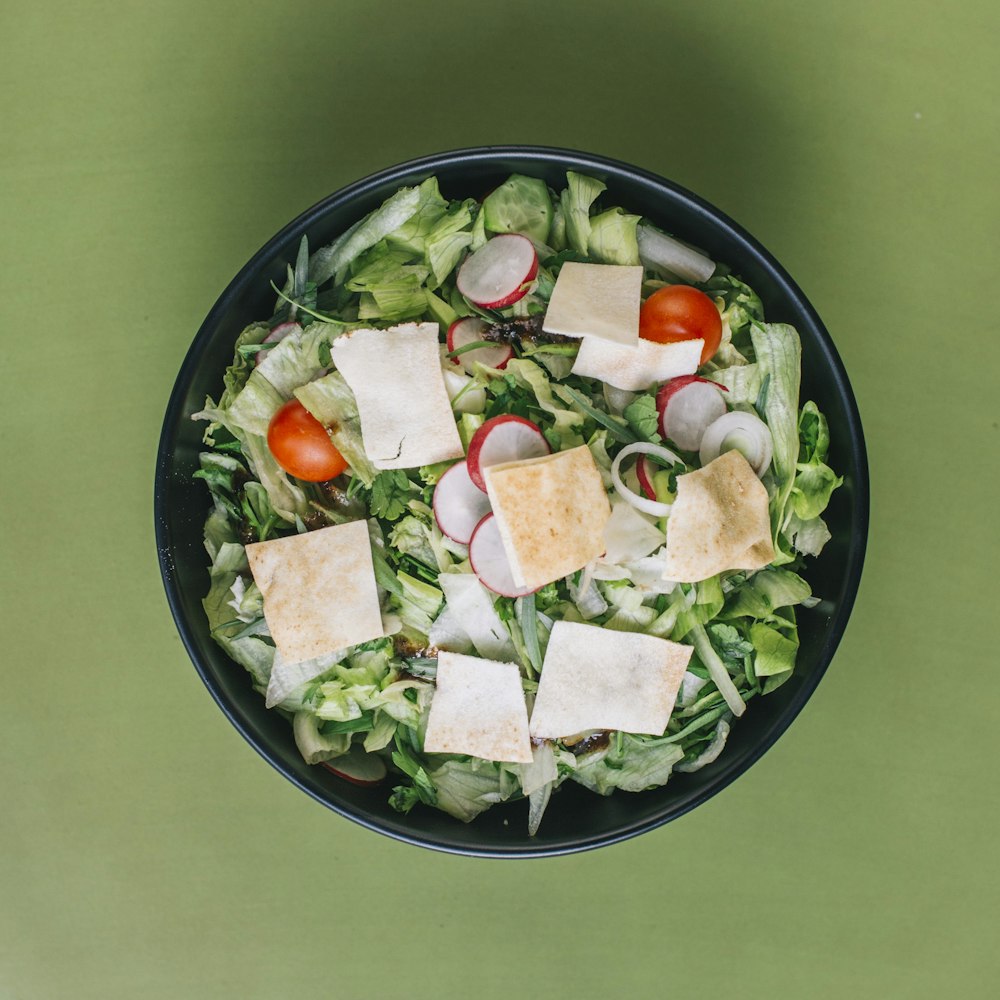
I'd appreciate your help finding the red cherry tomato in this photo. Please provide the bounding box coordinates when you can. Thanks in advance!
[267,399,347,482]
[639,285,723,365]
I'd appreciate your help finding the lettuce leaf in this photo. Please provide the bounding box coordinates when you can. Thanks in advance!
[309,183,429,286]
[587,207,641,265]
[572,735,684,794]
[483,175,553,244]
[560,171,606,254]
[294,372,377,487]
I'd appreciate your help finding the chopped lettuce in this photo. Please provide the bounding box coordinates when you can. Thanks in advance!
[483,175,553,244]
[560,170,606,255]
[587,207,641,265]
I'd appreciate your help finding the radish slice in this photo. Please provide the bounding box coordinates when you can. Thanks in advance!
[447,317,513,373]
[699,411,774,477]
[656,375,728,451]
[636,456,657,500]
[433,460,493,544]
[255,321,300,365]
[466,415,550,492]
[611,442,684,518]
[456,234,538,309]
[469,513,535,597]
[320,748,388,786]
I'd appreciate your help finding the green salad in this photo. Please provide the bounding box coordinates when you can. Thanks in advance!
[193,171,841,833]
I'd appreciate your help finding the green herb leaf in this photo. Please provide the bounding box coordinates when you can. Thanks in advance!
[369,470,413,521]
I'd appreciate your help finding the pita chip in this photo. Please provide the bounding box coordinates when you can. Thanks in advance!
[542,262,643,346]
[245,520,384,666]
[662,449,775,582]
[571,334,702,391]
[423,652,532,763]
[529,621,693,738]
[329,322,464,469]
[483,445,612,590]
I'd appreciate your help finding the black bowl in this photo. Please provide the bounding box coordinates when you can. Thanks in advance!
[155,146,868,857]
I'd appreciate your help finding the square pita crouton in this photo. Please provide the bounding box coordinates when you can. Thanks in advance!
[662,449,775,582]
[529,620,693,738]
[329,322,464,469]
[483,445,612,590]
[571,334,702,391]
[245,520,384,666]
[423,652,532,763]
[542,262,643,345]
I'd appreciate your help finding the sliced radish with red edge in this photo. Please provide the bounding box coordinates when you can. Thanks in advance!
[656,375,728,451]
[320,748,387,786]
[466,415,550,492]
[611,442,684,518]
[432,460,493,544]
[636,456,657,500]
[699,411,773,477]
[456,234,538,309]
[469,513,535,597]
[255,321,300,366]
[447,317,513,373]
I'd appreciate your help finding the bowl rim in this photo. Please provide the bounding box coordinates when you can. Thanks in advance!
[155,144,869,858]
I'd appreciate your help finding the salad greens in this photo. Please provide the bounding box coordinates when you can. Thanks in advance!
[193,170,840,833]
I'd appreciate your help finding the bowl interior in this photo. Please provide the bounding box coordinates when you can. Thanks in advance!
[156,147,868,857]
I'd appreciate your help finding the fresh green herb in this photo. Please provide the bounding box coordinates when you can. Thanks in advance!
[369,470,413,521]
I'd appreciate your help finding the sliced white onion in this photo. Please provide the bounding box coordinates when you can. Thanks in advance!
[699,410,773,477]
[610,442,684,517]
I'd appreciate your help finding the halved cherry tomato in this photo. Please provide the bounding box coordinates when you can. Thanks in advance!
[267,399,347,482]
[639,285,722,365]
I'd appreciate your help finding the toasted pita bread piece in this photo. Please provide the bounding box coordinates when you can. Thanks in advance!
[246,520,384,666]
[483,445,612,590]
[529,621,693,738]
[662,449,775,582]
[542,262,643,346]
[571,334,702,391]
[423,652,532,763]
[329,322,464,469]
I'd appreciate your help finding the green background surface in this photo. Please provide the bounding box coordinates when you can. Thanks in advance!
[3,1,997,997]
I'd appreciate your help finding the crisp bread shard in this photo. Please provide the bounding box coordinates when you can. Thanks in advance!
[662,449,776,582]
[423,652,532,763]
[542,262,643,346]
[329,322,464,469]
[483,445,612,591]
[245,520,384,666]
[528,620,693,738]
[571,335,702,391]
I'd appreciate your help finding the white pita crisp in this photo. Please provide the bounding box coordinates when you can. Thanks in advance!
[571,334,702,391]
[329,322,464,469]
[662,449,775,582]
[529,621,693,738]
[483,445,612,590]
[423,652,532,763]
[542,262,643,346]
[245,520,384,666]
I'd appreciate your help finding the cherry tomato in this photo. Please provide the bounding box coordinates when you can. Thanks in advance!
[267,399,347,482]
[639,285,723,365]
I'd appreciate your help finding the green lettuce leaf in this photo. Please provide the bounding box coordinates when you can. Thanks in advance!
[789,401,842,521]
[309,183,429,286]
[749,322,802,562]
[294,372,377,487]
[572,735,684,794]
[483,174,553,244]
[587,207,641,265]
[560,171,606,254]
